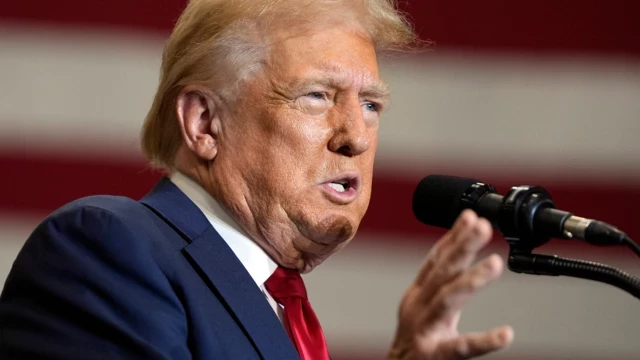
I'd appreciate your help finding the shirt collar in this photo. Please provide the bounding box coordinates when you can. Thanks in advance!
[170,171,277,287]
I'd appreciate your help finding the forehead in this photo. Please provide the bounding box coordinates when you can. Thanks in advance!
[265,27,382,86]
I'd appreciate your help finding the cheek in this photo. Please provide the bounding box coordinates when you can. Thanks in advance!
[262,108,332,165]
[227,113,323,184]
[368,127,380,152]
[296,119,332,151]
[275,120,332,183]
[359,135,378,179]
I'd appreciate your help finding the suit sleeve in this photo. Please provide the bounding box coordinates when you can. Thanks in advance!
[0,204,191,360]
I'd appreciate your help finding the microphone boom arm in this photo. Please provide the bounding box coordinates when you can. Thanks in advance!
[508,250,640,300]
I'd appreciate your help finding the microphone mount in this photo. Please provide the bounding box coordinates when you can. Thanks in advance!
[462,183,561,252]
[476,183,640,300]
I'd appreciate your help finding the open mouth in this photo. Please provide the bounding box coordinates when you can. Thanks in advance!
[326,179,352,193]
[321,173,360,203]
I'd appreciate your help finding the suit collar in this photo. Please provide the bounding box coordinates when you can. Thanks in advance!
[140,177,210,242]
[140,178,299,360]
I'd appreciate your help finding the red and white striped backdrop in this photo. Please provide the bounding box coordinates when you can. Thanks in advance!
[1,1,640,359]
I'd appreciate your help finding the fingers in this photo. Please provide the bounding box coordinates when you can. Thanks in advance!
[422,254,504,324]
[415,210,493,293]
[392,210,511,360]
[435,325,514,360]
[434,214,493,280]
[415,210,477,284]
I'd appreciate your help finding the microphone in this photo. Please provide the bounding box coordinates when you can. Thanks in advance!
[412,175,628,250]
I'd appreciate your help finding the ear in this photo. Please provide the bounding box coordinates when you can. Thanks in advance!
[176,85,221,161]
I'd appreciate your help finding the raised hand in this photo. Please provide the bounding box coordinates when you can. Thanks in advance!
[388,210,514,360]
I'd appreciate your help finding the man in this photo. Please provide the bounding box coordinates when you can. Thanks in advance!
[0,0,513,359]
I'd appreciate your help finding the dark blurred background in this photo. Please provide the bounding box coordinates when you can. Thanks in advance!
[1,1,639,359]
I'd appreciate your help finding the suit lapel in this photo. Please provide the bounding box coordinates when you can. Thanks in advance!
[184,231,299,359]
[141,178,299,360]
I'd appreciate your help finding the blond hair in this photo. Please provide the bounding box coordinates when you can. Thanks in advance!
[141,0,418,169]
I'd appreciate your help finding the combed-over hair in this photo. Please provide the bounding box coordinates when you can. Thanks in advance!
[140,0,418,169]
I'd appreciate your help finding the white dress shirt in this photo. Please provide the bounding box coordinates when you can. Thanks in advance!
[170,171,284,322]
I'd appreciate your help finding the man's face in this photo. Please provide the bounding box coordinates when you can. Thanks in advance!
[211,25,388,272]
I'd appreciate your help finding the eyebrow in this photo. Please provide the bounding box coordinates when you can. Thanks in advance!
[361,82,391,105]
[289,70,391,105]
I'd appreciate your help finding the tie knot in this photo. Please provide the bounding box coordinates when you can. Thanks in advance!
[265,267,307,301]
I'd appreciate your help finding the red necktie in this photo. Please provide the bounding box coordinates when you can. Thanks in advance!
[264,267,330,360]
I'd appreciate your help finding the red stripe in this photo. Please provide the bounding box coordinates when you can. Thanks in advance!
[0,0,639,57]
[1,150,160,216]
[2,151,639,242]
[0,0,185,33]
[401,0,640,57]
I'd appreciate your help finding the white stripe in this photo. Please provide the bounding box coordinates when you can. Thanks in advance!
[1,24,639,357]
[378,54,640,178]
[1,216,639,357]
[1,26,640,177]
[0,25,162,156]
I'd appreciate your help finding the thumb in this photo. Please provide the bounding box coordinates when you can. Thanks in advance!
[434,326,514,360]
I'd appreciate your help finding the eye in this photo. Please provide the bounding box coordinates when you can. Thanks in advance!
[306,92,327,100]
[362,101,379,113]
[297,91,331,115]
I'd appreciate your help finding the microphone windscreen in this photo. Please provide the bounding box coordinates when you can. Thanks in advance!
[412,175,481,229]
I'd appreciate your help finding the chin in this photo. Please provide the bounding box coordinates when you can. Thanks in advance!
[270,237,350,274]
[273,200,367,272]
[268,251,320,274]
[299,252,329,274]
[297,208,361,245]
[299,238,352,274]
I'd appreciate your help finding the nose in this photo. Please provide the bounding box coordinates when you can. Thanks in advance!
[327,101,372,157]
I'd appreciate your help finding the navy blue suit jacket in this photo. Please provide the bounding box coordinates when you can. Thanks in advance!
[0,178,301,359]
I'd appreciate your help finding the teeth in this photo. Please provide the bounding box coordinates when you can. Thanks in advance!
[328,182,346,192]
